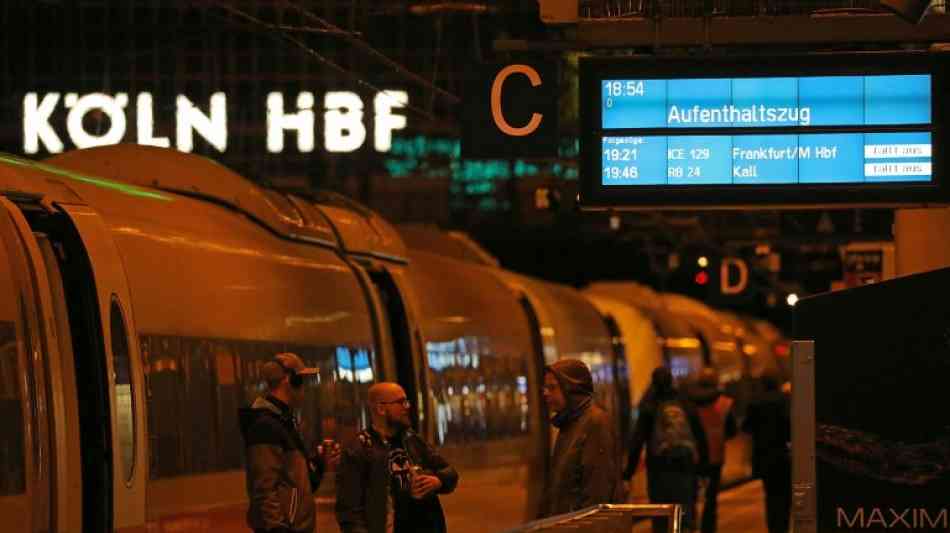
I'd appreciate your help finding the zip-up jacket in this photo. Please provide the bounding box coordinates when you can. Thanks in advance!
[336,427,458,533]
[239,396,325,533]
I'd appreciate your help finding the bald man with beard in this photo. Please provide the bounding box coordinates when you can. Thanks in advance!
[336,383,458,533]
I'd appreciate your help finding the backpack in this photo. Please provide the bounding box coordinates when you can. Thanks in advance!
[648,400,698,463]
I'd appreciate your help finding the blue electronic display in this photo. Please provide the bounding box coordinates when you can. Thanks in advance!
[601,132,932,186]
[602,75,931,129]
[598,74,933,187]
[581,53,947,209]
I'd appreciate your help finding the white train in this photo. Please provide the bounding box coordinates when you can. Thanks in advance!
[0,145,783,533]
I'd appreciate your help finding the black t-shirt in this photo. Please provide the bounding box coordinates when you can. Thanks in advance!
[386,436,440,533]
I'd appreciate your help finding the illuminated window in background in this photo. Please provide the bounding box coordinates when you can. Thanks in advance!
[426,336,528,445]
[110,300,136,483]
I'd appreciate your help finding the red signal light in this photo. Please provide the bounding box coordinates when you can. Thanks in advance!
[694,271,709,285]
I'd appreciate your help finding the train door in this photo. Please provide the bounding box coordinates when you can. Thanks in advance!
[0,196,59,533]
[51,204,147,533]
[601,314,632,446]
[516,295,551,521]
[31,205,147,533]
[363,265,426,434]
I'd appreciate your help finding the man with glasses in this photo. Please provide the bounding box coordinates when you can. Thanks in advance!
[336,382,459,533]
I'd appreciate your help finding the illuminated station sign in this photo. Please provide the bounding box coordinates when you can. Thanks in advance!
[21,90,409,155]
[579,53,949,209]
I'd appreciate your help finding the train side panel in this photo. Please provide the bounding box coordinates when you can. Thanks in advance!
[402,249,546,530]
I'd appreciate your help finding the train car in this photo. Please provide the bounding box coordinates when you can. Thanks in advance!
[742,316,791,380]
[32,144,421,533]
[396,247,548,531]
[720,310,781,380]
[585,281,706,384]
[0,144,572,533]
[659,293,745,386]
[397,225,630,455]
[585,282,754,485]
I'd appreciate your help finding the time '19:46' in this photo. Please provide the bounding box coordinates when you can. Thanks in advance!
[603,166,639,179]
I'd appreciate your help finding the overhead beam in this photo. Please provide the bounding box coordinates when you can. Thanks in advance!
[496,13,950,50]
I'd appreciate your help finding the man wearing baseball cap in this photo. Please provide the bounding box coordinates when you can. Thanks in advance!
[239,352,328,533]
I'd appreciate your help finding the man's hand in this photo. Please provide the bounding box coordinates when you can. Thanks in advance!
[313,440,342,471]
[410,474,442,499]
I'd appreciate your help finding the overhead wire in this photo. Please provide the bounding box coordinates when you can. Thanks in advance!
[279,0,461,106]
[204,1,457,130]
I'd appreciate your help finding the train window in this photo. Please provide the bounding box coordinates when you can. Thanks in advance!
[182,338,216,474]
[0,321,24,495]
[426,336,530,446]
[110,299,136,484]
[213,341,244,471]
[144,334,369,478]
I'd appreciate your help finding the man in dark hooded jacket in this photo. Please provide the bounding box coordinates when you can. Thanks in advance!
[538,358,621,518]
[625,366,708,533]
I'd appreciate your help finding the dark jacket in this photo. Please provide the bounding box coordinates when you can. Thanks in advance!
[624,394,709,479]
[742,389,791,477]
[539,399,622,518]
[239,395,325,533]
[688,385,738,467]
[335,427,458,533]
[539,359,622,518]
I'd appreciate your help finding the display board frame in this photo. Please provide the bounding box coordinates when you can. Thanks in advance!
[579,51,949,210]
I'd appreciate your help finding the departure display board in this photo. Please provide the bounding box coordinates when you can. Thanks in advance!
[580,53,949,209]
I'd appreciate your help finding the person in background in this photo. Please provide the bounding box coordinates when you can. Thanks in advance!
[742,372,792,533]
[539,358,622,518]
[336,382,458,533]
[625,366,708,533]
[688,367,738,533]
[239,352,338,533]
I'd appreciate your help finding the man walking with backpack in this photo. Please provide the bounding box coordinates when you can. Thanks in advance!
[625,367,708,533]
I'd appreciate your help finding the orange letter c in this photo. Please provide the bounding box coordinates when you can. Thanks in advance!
[490,64,543,137]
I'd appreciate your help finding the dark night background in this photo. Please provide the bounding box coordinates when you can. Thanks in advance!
[1,1,929,332]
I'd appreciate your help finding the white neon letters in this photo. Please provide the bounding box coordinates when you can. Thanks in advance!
[267,92,315,153]
[176,93,227,153]
[22,90,406,154]
[23,93,64,154]
[137,93,170,148]
[374,90,408,152]
[324,92,366,153]
[64,93,129,149]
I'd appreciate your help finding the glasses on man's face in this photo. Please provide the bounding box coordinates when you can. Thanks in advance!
[378,398,410,408]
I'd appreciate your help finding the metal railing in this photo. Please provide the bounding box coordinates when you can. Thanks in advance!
[498,504,682,533]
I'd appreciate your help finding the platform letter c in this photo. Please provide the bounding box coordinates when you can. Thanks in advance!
[491,64,543,137]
